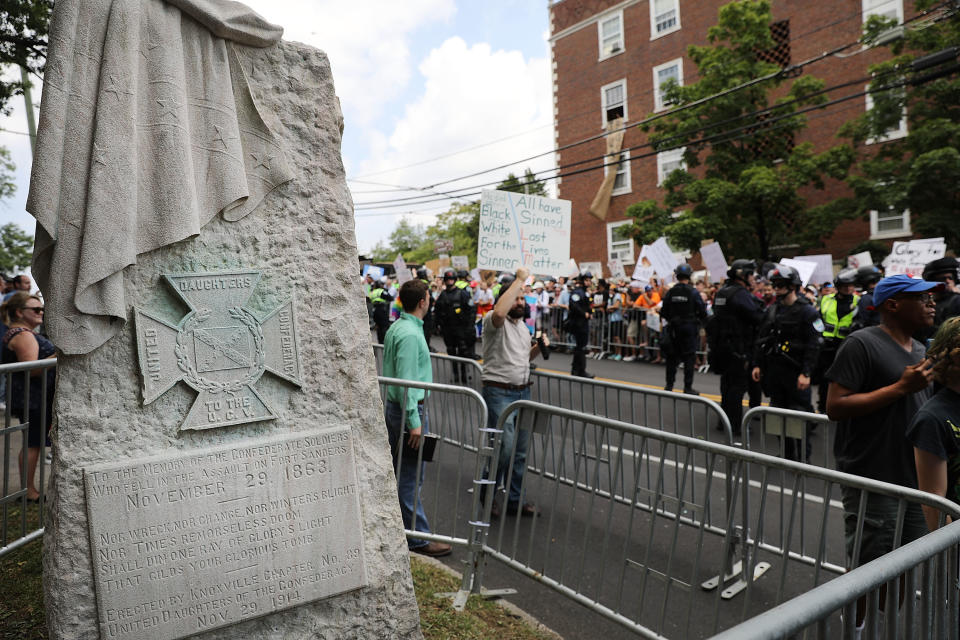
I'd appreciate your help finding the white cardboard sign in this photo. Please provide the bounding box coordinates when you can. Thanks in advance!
[393,254,411,284]
[647,237,679,284]
[847,251,873,268]
[779,259,817,288]
[477,189,572,277]
[579,262,602,278]
[793,254,834,286]
[451,255,470,269]
[607,258,626,280]
[699,242,728,283]
[882,238,946,276]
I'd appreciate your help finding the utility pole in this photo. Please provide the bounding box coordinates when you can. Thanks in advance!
[20,65,37,157]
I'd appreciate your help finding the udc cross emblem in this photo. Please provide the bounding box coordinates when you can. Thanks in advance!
[134,270,302,431]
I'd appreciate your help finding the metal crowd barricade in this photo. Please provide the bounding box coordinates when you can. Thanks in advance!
[529,368,734,445]
[545,307,574,351]
[711,519,960,640]
[474,400,960,638]
[376,376,498,607]
[1,358,56,557]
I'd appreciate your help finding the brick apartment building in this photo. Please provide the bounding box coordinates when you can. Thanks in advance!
[548,0,916,275]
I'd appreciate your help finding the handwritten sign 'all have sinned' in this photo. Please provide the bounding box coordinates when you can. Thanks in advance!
[477,189,572,277]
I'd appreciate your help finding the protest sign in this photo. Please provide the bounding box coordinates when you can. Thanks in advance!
[477,189,572,277]
[847,251,873,269]
[793,254,834,286]
[779,259,817,288]
[393,254,411,284]
[632,245,655,282]
[434,238,454,254]
[580,262,602,278]
[470,268,481,282]
[699,242,728,282]
[566,259,580,278]
[362,264,384,281]
[883,238,946,276]
[647,237,679,284]
[451,255,470,269]
[607,258,626,280]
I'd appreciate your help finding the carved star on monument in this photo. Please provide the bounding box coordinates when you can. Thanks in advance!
[92,143,110,167]
[156,97,182,121]
[102,74,133,102]
[250,151,274,172]
[134,270,303,431]
[212,124,237,149]
[63,313,92,332]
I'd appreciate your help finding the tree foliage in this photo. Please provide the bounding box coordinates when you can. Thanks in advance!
[0,0,52,116]
[0,222,33,274]
[625,0,854,261]
[839,1,960,249]
[367,170,547,267]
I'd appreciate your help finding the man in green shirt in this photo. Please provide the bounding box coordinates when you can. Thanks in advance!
[382,279,452,557]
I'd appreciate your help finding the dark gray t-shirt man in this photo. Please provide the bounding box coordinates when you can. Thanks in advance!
[828,326,931,487]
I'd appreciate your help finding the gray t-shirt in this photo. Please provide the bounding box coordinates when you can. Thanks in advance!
[481,314,531,386]
[826,326,931,486]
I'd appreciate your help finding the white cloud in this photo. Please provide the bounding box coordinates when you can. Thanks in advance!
[243,0,455,126]
[352,36,554,254]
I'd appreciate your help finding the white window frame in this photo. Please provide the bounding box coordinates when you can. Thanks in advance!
[653,58,683,112]
[650,0,681,39]
[605,149,632,196]
[598,10,625,60]
[862,0,903,24]
[601,78,628,128]
[865,87,907,143]
[607,221,636,265]
[657,147,686,185]
[869,208,911,239]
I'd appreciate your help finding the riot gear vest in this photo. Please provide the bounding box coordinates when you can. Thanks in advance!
[662,283,699,322]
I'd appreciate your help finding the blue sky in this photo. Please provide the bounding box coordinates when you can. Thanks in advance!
[0,1,555,257]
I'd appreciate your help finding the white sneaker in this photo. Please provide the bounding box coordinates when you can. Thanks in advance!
[623,356,636,362]
[45,451,53,465]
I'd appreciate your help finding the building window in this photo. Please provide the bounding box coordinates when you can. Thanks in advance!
[869,208,911,239]
[606,150,631,196]
[865,87,907,143]
[653,59,683,111]
[601,79,627,127]
[863,0,902,23]
[650,0,681,38]
[757,20,791,68]
[657,147,685,185]
[607,221,636,265]
[598,11,624,59]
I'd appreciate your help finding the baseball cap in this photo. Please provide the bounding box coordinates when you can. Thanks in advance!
[532,281,544,289]
[644,285,653,292]
[871,274,944,308]
[630,280,642,289]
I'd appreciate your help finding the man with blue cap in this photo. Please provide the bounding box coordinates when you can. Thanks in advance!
[825,273,943,628]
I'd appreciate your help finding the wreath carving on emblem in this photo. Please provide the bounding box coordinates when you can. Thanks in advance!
[174,307,265,395]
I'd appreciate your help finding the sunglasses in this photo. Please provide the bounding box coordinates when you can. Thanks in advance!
[893,292,935,305]
[24,306,44,313]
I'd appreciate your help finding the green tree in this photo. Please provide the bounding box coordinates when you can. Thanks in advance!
[366,170,548,267]
[0,222,33,274]
[839,1,960,249]
[0,0,52,115]
[625,0,854,261]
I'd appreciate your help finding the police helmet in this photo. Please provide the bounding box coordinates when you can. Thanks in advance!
[727,259,757,281]
[922,256,959,282]
[767,265,802,288]
[499,273,516,288]
[457,269,469,280]
[416,267,428,280]
[856,265,883,287]
[834,268,858,287]
[442,268,456,281]
[674,264,693,279]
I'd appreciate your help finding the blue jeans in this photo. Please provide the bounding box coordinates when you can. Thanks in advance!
[483,385,531,505]
[385,401,431,549]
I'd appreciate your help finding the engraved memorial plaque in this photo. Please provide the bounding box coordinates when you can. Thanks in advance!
[134,270,303,431]
[85,429,367,640]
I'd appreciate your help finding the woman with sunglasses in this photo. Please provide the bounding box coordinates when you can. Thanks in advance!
[1,292,57,503]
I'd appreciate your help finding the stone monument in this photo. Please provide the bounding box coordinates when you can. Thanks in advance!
[28,1,423,638]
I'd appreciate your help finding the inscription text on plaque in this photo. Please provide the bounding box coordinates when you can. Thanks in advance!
[85,429,367,640]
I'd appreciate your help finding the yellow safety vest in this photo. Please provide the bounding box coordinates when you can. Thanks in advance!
[820,293,860,339]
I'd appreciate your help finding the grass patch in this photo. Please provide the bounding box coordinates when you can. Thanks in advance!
[411,557,557,640]
[0,530,553,640]
[0,503,46,640]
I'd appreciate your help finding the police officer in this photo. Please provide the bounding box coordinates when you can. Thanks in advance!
[661,264,707,394]
[751,265,822,461]
[851,265,883,332]
[567,271,594,378]
[815,268,860,413]
[922,257,960,332]
[434,268,475,382]
[454,269,479,359]
[709,259,764,436]
[416,267,436,350]
[367,279,393,344]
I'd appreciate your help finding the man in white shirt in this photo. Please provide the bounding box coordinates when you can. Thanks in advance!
[482,267,547,518]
